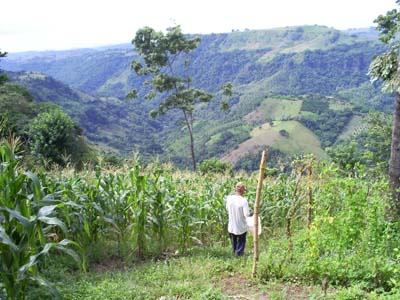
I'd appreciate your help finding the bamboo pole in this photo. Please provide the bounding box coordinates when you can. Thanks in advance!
[252,150,268,278]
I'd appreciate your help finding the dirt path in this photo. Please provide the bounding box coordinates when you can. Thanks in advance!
[219,274,269,299]
[218,273,315,300]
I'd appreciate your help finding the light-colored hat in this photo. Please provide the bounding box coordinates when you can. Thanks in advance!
[235,182,246,189]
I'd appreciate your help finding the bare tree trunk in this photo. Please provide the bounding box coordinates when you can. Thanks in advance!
[252,150,267,278]
[183,110,196,171]
[188,127,196,171]
[389,92,400,219]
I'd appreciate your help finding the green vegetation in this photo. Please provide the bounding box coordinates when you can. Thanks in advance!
[29,108,93,167]
[328,112,391,172]
[2,138,400,299]
[368,0,400,219]
[271,121,327,157]
[1,25,390,169]
[337,115,365,140]
[298,95,354,147]
[257,98,302,121]
[2,8,400,300]
[6,71,163,158]
[0,51,7,85]
[199,158,232,175]
[130,25,227,170]
[0,141,80,299]
[0,80,94,168]
[219,25,368,60]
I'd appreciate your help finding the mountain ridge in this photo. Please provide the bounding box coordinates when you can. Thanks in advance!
[1,25,390,169]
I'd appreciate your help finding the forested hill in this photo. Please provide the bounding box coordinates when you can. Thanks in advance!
[4,71,163,158]
[2,25,392,168]
[3,26,381,97]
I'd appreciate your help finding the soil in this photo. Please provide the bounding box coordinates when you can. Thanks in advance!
[244,110,265,125]
[219,274,269,299]
[221,123,279,164]
[91,256,127,273]
[218,273,313,300]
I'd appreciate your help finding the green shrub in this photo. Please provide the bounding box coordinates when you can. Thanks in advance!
[199,159,233,175]
[29,108,94,168]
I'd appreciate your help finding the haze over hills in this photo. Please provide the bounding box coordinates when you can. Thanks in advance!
[1,25,392,168]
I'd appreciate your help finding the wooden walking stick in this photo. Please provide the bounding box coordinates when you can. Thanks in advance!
[252,150,268,278]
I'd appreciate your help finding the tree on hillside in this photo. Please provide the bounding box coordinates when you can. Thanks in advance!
[129,26,231,170]
[369,0,400,218]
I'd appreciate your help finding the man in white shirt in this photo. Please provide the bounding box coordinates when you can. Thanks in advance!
[225,182,250,256]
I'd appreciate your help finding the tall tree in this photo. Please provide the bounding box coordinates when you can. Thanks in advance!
[369,0,400,218]
[129,26,230,170]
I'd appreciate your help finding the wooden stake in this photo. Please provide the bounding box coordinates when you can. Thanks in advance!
[307,162,313,229]
[252,150,267,278]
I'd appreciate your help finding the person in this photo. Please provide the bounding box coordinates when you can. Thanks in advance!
[225,182,250,256]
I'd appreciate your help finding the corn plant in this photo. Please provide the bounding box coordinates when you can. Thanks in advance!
[0,141,79,299]
[146,168,170,254]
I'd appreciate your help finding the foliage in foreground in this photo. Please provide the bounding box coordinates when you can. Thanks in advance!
[0,140,80,300]
[0,82,95,169]
[1,138,400,298]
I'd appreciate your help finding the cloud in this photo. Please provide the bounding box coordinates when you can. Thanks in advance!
[0,0,396,52]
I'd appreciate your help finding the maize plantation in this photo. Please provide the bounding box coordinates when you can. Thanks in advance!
[1,140,400,299]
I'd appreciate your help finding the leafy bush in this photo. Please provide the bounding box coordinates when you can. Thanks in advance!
[279,129,289,137]
[29,108,93,167]
[327,112,391,172]
[259,165,399,294]
[199,159,233,175]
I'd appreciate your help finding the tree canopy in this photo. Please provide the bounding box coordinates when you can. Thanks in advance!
[369,1,400,91]
[368,0,400,219]
[130,26,229,170]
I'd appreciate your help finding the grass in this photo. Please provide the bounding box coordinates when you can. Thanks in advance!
[218,25,366,63]
[32,244,332,300]
[223,120,326,164]
[33,243,397,299]
[328,101,353,111]
[259,98,302,120]
[222,122,279,163]
[59,255,228,299]
[48,246,244,300]
[271,120,327,158]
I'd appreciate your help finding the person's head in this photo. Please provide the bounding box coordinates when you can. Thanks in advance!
[235,182,246,196]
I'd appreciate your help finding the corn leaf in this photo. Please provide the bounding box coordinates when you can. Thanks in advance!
[0,225,18,251]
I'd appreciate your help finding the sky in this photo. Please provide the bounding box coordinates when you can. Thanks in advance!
[0,0,397,52]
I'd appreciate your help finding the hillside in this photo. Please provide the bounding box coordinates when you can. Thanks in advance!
[2,25,392,168]
[5,71,163,157]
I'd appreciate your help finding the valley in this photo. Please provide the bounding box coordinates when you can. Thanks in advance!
[1,25,390,169]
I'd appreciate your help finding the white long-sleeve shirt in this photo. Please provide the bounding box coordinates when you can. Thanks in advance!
[226,194,250,235]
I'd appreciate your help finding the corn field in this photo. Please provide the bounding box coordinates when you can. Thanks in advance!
[1,140,397,299]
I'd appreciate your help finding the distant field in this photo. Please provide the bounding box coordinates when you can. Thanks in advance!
[244,98,302,123]
[260,98,302,119]
[272,121,327,158]
[222,120,326,164]
[329,101,353,111]
[222,122,279,163]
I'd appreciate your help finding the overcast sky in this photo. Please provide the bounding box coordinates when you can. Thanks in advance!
[0,0,397,52]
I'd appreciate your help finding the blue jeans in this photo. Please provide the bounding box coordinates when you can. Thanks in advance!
[229,232,247,256]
